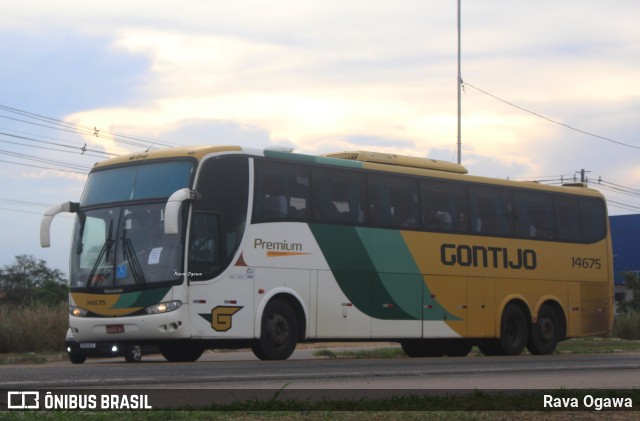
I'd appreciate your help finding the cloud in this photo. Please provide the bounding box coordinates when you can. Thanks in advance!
[1,0,639,255]
[0,29,150,115]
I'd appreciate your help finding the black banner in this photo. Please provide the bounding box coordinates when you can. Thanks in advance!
[1,389,638,411]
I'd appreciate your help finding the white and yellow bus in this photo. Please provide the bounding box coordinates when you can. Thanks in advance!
[41,146,613,361]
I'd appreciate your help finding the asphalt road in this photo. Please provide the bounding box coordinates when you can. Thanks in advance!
[3,347,640,390]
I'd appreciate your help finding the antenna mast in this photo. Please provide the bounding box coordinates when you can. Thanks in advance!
[456,0,462,164]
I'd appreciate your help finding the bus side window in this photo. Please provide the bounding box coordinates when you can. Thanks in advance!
[469,186,513,237]
[368,174,419,228]
[421,180,468,233]
[189,213,220,265]
[253,160,309,221]
[312,168,366,224]
[556,196,580,242]
[193,156,249,279]
[580,197,606,243]
[513,191,555,240]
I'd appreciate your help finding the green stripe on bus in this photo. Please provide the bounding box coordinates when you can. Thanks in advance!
[309,224,458,321]
[112,287,171,309]
[309,224,414,319]
[263,150,363,169]
[355,228,457,321]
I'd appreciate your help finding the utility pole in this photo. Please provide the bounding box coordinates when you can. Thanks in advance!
[576,169,590,184]
[457,0,462,165]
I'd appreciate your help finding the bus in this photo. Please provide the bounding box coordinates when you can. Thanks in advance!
[40,145,613,361]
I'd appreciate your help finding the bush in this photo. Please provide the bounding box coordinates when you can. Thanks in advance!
[0,303,67,353]
[613,311,640,340]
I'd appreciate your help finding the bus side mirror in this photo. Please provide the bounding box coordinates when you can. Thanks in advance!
[165,188,194,235]
[40,201,78,247]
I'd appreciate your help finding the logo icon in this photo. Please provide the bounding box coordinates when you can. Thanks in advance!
[211,306,243,332]
[7,391,40,409]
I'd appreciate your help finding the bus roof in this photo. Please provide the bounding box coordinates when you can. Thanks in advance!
[324,151,468,174]
[91,145,243,169]
[92,145,605,199]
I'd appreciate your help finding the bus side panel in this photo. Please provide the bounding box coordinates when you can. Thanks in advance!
[316,270,372,338]
[422,275,467,338]
[579,283,611,336]
[253,267,312,333]
[467,277,496,338]
[372,273,423,338]
[188,267,256,339]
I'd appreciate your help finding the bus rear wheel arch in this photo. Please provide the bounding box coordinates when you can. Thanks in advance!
[480,302,529,356]
[252,297,303,361]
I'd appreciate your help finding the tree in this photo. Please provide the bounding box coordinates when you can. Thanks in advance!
[0,255,67,307]
[617,271,640,315]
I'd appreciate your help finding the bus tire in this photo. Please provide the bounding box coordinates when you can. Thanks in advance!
[400,340,445,358]
[527,305,560,355]
[160,343,204,362]
[68,352,86,364]
[443,340,473,357]
[252,299,298,361]
[499,303,528,356]
[123,344,143,363]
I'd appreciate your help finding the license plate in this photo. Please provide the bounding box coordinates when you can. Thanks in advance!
[79,343,96,349]
[106,324,125,334]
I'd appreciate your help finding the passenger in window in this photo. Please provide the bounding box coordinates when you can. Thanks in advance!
[262,195,287,219]
[424,208,439,230]
[436,211,452,231]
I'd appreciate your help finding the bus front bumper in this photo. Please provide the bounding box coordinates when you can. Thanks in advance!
[69,305,191,342]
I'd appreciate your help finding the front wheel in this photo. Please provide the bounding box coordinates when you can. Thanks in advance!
[251,299,299,361]
[123,344,143,363]
[68,352,86,364]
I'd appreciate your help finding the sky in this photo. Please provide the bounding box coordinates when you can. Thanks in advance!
[1,0,639,274]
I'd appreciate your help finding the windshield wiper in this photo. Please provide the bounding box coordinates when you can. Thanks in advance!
[88,219,114,286]
[121,228,147,285]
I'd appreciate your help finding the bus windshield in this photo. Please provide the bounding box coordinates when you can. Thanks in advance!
[81,160,194,207]
[70,203,184,289]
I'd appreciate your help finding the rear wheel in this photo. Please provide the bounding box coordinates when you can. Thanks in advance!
[251,299,299,361]
[527,305,560,355]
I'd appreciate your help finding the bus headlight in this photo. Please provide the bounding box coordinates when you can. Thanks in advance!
[145,300,182,315]
[69,306,88,317]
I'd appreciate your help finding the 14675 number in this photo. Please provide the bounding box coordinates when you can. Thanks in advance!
[571,257,602,269]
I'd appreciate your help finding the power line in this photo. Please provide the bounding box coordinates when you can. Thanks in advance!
[0,104,176,151]
[0,148,91,172]
[463,81,640,151]
[0,134,108,160]
[0,159,88,174]
[0,129,116,158]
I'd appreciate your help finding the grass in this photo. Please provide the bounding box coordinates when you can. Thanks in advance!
[312,336,640,359]
[0,303,67,354]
